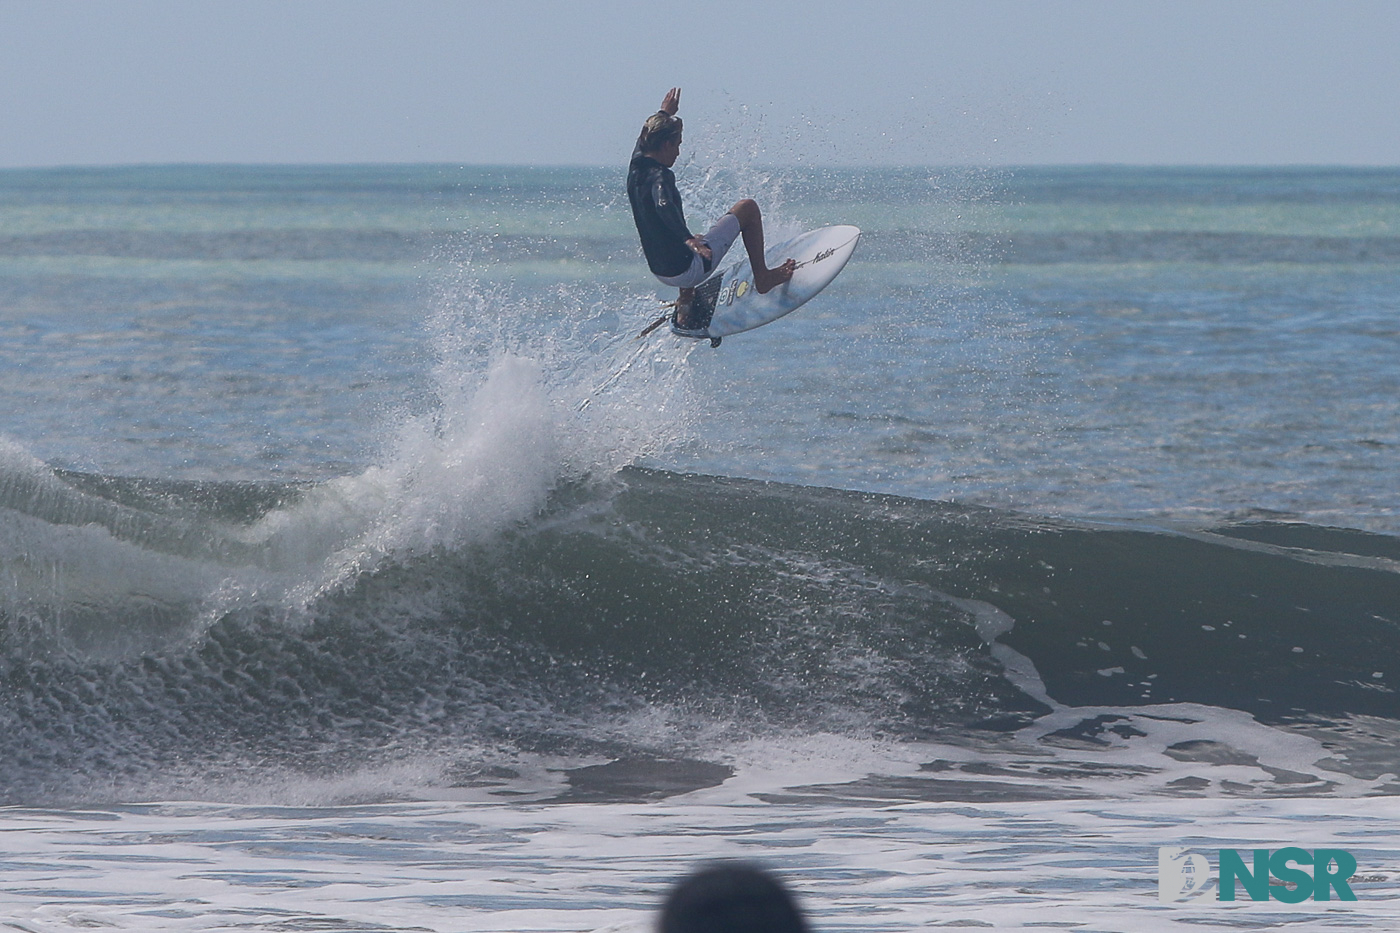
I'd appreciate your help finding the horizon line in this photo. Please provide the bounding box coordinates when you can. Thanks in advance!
[3,160,1399,173]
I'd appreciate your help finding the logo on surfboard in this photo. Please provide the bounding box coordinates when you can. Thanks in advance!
[720,278,750,307]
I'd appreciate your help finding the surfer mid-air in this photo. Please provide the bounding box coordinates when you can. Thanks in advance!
[627,87,796,336]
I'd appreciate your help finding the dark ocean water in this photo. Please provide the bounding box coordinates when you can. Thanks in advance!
[2,461,1398,808]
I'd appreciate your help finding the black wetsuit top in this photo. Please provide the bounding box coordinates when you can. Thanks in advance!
[627,122,695,278]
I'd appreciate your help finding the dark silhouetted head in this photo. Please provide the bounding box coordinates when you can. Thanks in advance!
[659,862,809,933]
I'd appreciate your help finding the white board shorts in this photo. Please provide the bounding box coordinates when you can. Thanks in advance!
[654,212,742,289]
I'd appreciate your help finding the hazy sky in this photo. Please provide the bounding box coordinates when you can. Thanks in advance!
[1,0,1396,168]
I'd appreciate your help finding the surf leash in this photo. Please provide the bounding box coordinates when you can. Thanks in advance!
[638,298,676,338]
[638,312,670,338]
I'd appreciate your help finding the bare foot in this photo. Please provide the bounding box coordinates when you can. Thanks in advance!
[754,259,796,294]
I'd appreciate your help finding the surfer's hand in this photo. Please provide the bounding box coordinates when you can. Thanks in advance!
[661,87,680,116]
[687,237,711,260]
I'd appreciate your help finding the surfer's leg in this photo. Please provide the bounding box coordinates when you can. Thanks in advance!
[729,199,796,294]
[674,287,697,327]
[655,251,708,328]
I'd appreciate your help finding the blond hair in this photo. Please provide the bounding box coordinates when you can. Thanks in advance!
[640,112,683,153]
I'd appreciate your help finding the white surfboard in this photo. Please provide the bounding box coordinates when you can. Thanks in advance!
[671,225,860,345]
